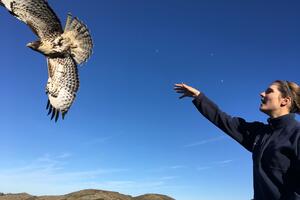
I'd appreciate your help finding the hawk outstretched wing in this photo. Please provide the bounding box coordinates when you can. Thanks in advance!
[46,55,79,121]
[3,0,63,39]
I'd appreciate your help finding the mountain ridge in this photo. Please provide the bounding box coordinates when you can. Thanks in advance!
[0,189,175,200]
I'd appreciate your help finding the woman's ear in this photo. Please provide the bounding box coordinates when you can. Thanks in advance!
[280,96,292,107]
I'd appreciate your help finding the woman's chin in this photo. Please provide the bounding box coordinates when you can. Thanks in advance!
[259,105,267,112]
[260,106,271,116]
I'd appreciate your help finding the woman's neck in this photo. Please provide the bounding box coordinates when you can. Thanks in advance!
[269,110,290,119]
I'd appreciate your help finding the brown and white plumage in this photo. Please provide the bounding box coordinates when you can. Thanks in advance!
[46,55,79,121]
[0,0,93,121]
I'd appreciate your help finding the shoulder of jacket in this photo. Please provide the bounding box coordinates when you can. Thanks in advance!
[251,121,269,129]
[289,123,300,143]
[292,121,300,131]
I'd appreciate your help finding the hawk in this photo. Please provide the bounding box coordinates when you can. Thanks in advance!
[0,0,93,121]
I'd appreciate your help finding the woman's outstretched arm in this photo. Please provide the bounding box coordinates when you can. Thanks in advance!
[174,83,266,152]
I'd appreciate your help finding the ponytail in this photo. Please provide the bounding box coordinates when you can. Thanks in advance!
[274,80,300,115]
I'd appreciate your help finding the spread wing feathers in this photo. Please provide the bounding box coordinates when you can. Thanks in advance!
[62,13,93,65]
[7,0,63,39]
[46,55,79,121]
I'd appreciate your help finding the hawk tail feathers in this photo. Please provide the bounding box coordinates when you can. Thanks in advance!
[64,13,93,65]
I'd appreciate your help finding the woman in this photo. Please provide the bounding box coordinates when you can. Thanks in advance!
[174,80,300,200]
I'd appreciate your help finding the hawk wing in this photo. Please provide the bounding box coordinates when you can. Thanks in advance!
[2,0,63,39]
[46,55,79,121]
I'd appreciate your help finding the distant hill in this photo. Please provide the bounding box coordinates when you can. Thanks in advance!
[0,189,175,200]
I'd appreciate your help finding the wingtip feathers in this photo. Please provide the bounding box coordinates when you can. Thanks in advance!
[46,100,70,122]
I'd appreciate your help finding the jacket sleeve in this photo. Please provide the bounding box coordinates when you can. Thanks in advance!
[286,192,300,200]
[192,93,265,152]
[285,134,300,200]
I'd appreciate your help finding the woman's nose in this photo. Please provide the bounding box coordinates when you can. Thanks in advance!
[260,92,265,97]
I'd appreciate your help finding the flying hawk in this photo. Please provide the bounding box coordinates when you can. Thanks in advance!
[0,0,93,121]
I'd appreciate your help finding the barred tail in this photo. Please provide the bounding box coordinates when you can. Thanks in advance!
[63,13,93,65]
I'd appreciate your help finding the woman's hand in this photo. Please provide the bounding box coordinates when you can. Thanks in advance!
[174,83,201,99]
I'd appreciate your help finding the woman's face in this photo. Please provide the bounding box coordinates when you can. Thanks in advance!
[260,83,286,116]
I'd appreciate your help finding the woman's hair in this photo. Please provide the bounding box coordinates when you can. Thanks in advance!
[274,80,300,114]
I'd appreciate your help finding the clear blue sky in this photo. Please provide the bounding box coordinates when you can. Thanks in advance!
[0,0,300,199]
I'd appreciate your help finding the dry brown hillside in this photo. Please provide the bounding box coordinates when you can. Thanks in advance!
[0,189,175,200]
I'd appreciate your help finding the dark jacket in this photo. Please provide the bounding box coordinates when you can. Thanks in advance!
[192,93,300,200]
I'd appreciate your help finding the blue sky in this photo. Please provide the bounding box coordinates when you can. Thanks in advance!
[0,0,300,199]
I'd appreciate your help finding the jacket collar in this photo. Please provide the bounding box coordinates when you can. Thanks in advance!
[267,113,296,129]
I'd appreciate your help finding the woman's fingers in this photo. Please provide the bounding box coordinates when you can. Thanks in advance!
[174,83,189,98]
[179,94,188,99]
[174,86,186,91]
[174,83,181,86]
[174,82,199,98]
[174,83,187,90]
[174,83,186,88]
[174,88,188,94]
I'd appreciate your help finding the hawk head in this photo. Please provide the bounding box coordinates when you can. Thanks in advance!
[27,41,42,51]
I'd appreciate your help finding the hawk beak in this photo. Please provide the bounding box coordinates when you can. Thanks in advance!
[26,41,41,50]
[27,43,34,49]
